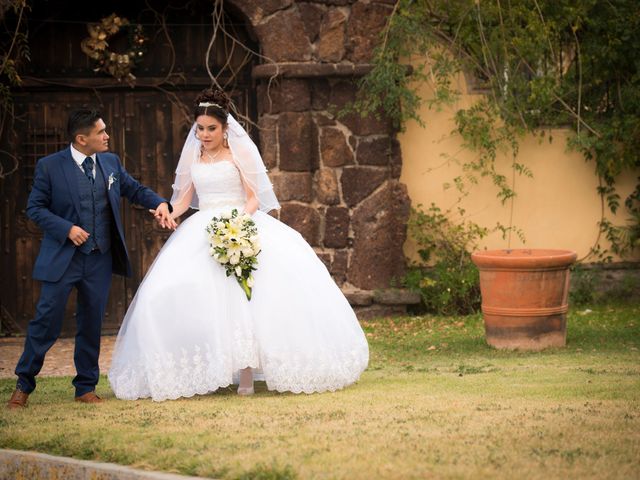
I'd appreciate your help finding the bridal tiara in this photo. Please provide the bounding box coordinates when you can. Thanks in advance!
[198,102,225,110]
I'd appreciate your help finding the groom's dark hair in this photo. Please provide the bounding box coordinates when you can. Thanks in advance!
[67,108,102,142]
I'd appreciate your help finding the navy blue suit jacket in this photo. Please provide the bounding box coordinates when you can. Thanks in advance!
[26,147,168,282]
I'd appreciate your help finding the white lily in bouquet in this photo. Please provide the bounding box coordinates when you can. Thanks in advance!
[206,208,260,300]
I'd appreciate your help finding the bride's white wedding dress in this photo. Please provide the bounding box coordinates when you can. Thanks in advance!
[108,160,369,401]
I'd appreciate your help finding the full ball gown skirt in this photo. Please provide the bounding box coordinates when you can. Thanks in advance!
[108,161,369,400]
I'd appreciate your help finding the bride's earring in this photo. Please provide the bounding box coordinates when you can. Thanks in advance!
[223,131,229,148]
[237,367,254,396]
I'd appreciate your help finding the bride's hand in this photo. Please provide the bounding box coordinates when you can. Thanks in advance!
[149,203,178,230]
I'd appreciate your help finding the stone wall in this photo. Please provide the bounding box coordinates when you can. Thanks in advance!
[230,0,415,316]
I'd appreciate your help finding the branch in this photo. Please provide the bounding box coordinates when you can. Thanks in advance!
[517,55,601,138]
[532,0,558,67]
[577,175,607,262]
[0,1,26,77]
[205,0,225,90]
[144,0,178,88]
[552,94,600,138]
[0,148,19,179]
[475,3,501,93]
[571,24,582,135]
[379,0,402,56]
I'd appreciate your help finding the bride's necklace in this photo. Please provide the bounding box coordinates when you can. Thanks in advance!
[204,147,224,163]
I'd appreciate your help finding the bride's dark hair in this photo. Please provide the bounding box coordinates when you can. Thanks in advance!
[194,87,230,124]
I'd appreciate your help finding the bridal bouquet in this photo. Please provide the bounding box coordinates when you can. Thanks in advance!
[206,208,260,300]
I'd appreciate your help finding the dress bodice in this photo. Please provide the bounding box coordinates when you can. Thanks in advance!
[191,161,245,210]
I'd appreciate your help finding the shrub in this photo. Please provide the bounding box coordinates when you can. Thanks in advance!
[403,204,486,315]
[569,265,596,306]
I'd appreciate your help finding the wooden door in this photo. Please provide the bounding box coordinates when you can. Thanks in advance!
[2,87,253,335]
[0,0,256,335]
[4,92,144,335]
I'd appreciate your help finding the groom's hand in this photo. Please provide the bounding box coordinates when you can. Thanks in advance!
[68,225,90,246]
[150,202,177,230]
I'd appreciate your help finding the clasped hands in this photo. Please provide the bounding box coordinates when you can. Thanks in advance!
[150,202,177,230]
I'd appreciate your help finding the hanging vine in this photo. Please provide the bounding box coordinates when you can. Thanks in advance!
[204,0,278,129]
[0,0,29,179]
[355,0,640,260]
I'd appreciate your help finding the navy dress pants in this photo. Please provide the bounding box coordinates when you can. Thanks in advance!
[15,249,112,396]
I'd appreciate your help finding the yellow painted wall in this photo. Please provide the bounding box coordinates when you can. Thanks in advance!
[398,69,640,262]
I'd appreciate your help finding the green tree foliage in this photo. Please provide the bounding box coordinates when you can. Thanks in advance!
[356,0,640,258]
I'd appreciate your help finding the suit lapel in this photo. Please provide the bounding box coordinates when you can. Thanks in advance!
[95,154,109,191]
[60,147,82,217]
[96,154,119,212]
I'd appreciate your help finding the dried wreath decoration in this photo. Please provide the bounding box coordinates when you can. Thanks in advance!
[80,13,146,84]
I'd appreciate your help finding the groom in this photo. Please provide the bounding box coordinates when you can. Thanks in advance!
[6,108,177,409]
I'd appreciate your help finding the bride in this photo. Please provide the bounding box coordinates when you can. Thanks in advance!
[108,88,369,401]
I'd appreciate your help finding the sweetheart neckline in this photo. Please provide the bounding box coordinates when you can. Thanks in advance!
[193,159,234,166]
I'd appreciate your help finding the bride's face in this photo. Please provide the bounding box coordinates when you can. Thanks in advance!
[196,115,226,151]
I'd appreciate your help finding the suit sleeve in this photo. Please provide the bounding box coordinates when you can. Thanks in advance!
[26,159,74,244]
[117,160,172,211]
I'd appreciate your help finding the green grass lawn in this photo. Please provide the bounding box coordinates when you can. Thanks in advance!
[1,304,639,479]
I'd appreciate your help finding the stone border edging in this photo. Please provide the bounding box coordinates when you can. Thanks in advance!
[0,449,212,480]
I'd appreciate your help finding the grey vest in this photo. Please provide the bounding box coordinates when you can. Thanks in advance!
[76,164,112,254]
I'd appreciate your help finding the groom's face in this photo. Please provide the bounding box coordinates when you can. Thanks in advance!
[76,119,110,155]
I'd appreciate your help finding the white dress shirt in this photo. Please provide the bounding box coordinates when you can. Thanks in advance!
[70,143,96,178]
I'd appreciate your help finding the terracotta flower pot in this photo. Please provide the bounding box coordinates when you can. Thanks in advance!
[471,249,577,350]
